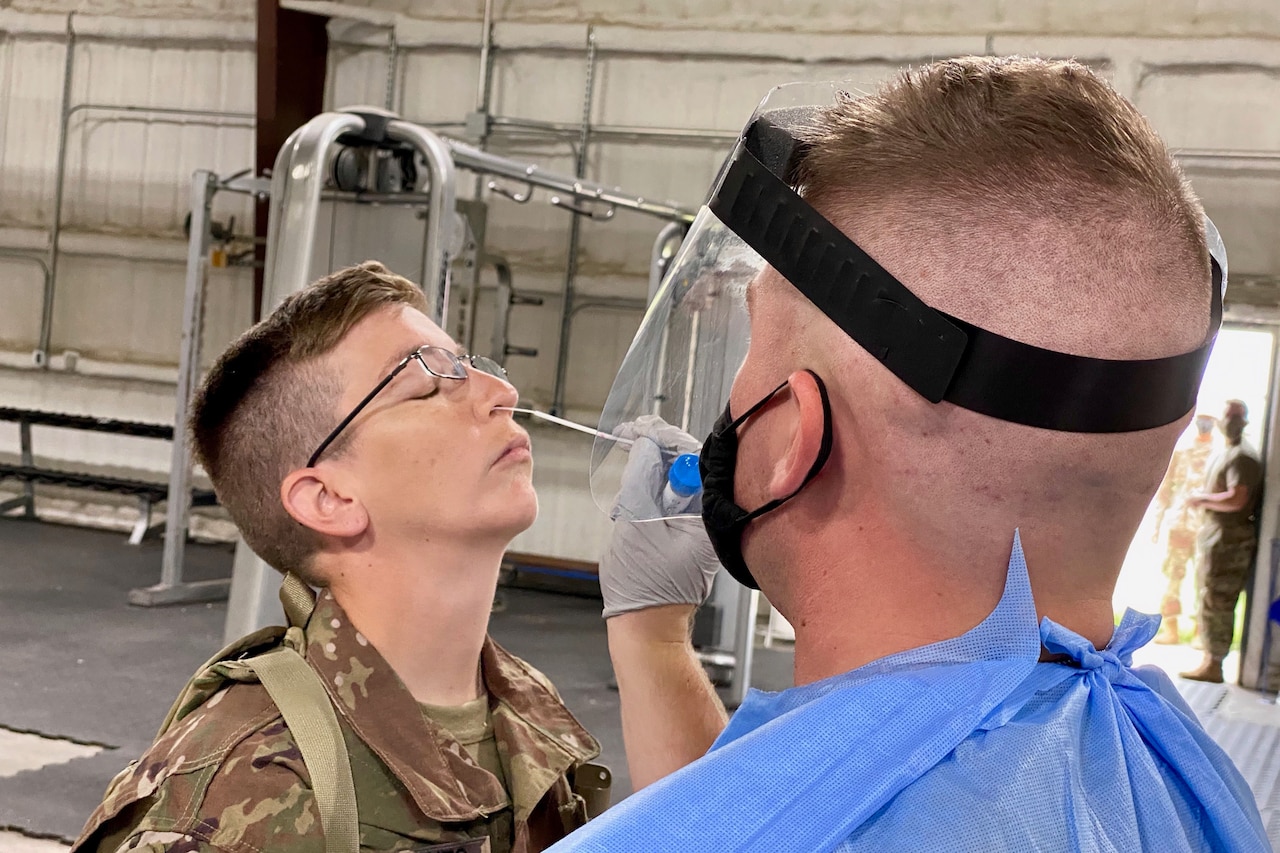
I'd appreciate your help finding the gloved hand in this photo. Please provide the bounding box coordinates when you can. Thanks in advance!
[610,415,703,523]
[599,517,721,618]
[599,416,720,619]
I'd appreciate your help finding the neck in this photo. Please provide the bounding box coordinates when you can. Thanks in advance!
[322,535,508,706]
[776,505,1119,686]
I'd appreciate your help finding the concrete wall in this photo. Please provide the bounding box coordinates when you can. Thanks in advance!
[0,1,1278,563]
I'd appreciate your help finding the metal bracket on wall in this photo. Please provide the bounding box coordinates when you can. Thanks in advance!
[490,256,542,363]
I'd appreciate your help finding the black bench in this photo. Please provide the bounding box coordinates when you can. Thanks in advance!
[0,406,217,544]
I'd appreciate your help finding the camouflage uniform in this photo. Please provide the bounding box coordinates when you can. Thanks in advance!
[1153,440,1213,617]
[1195,442,1264,658]
[72,590,600,853]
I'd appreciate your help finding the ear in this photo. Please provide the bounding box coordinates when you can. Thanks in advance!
[767,370,828,499]
[280,467,370,540]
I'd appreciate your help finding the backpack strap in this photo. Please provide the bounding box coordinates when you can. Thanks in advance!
[158,572,359,853]
[244,636,358,853]
[248,573,357,853]
[154,623,286,739]
[280,571,320,629]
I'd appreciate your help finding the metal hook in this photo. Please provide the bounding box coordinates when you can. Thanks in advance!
[550,195,617,221]
[487,179,534,203]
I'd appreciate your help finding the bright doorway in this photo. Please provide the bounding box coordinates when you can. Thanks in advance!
[1117,326,1276,681]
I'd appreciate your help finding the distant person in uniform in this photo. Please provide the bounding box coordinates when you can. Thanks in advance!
[73,263,604,853]
[1151,413,1216,644]
[1181,399,1264,683]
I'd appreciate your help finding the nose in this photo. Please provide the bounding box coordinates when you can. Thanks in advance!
[469,365,518,414]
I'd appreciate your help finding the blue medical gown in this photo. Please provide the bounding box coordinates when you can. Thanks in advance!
[550,534,1269,852]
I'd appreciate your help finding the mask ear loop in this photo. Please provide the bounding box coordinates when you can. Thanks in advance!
[733,370,834,525]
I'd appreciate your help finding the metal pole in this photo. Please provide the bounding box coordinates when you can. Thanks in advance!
[1242,327,1280,688]
[0,252,53,367]
[384,28,398,112]
[42,99,253,367]
[446,138,694,224]
[160,171,213,588]
[129,171,229,607]
[550,26,597,416]
[489,116,739,146]
[387,120,459,325]
[727,587,760,707]
[65,104,255,122]
[262,113,367,306]
[648,222,685,305]
[42,12,76,369]
[18,420,34,516]
[463,0,497,352]
[489,259,514,363]
[476,0,496,115]
[224,114,365,637]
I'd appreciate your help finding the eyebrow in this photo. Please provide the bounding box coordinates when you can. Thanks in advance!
[379,347,417,377]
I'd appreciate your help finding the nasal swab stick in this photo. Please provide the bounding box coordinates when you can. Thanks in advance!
[497,407,635,449]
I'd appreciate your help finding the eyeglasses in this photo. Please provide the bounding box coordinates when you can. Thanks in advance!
[307,345,508,467]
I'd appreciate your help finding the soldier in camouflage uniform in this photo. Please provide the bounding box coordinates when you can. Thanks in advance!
[1181,400,1264,683]
[73,262,603,853]
[1150,414,1215,644]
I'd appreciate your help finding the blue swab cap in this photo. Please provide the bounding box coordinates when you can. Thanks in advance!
[667,453,703,497]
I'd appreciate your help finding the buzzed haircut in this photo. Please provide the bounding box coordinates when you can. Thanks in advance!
[191,261,428,582]
[792,56,1209,352]
[795,56,1204,258]
[780,57,1217,561]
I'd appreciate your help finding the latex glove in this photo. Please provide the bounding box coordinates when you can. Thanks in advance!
[610,415,703,523]
[600,416,719,618]
[599,516,721,618]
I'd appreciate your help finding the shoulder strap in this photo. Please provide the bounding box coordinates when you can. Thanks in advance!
[154,624,286,739]
[245,640,359,853]
[155,572,317,739]
[159,572,358,853]
[250,573,356,853]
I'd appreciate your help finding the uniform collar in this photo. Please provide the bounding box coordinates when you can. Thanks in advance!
[303,591,598,823]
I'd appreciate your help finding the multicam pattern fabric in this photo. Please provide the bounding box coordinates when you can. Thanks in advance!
[72,591,600,853]
[1153,440,1213,617]
[1196,526,1258,658]
[1194,442,1263,658]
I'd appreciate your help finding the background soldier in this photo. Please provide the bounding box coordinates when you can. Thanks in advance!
[1151,414,1216,644]
[1181,400,1264,683]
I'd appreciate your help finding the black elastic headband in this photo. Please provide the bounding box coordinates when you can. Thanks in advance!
[709,129,1222,433]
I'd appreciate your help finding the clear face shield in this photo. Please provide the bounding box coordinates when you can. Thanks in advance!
[590,81,1228,527]
[589,207,761,522]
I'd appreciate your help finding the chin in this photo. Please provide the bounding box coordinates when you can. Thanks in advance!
[496,486,539,538]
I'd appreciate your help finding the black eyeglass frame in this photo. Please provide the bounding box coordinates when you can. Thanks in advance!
[306,346,507,468]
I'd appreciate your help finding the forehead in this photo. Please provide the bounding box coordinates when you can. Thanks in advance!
[334,303,455,386]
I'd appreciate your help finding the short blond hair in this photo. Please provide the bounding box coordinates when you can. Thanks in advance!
[798,57,1202,251]
[781,57,1215,575]
[794,56,1208,339]
[191,262,428,581]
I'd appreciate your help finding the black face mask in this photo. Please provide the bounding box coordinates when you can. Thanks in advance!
[699,371,833,589]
